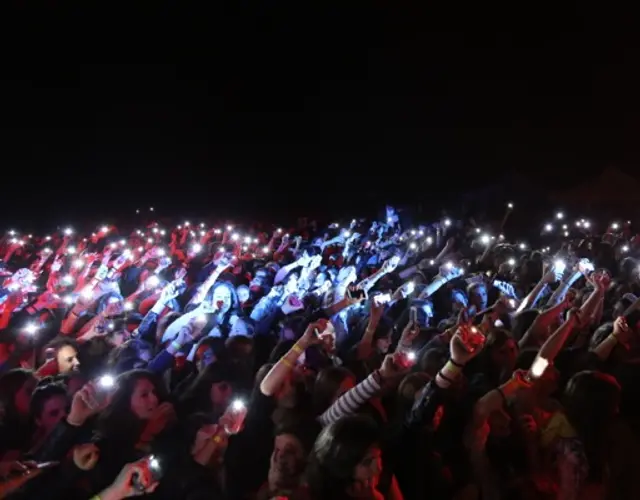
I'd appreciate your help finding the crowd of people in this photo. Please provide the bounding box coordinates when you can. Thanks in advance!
[0,204,639,499]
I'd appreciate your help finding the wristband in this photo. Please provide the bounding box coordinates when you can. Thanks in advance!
[281,358,293,368]
[291,344,304,354]
[437,370,454,383]
[449,358,464,368]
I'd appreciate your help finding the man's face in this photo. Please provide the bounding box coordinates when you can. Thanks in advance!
[57,345,79,373]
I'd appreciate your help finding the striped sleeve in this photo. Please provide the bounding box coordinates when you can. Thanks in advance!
[317,371,382,426]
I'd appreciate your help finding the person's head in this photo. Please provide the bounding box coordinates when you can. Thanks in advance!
[307,415,382,500]
[29,382,68,435]
[45,337,80,374]
[250,268,271,293]
[99,370,166,431]
[236,285,250,304]
[372,317,393,354]
[312,367,356,416]
[180,362,237,415]
[485,329,518,376]
[0,368,36,419]
[209,282,238,314]
[269,422,319,491]
[194,337,225,373]
[467,283,488,310]
[563,371,621,473]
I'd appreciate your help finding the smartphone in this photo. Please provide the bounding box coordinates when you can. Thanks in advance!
[132,455,163,492]
[395,351,417,369]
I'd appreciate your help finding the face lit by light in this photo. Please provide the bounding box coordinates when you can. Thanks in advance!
[212,286,232,313]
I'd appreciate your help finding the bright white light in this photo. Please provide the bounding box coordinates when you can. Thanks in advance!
[242,245,248,252]
[429,260,435,265]
[228,225,234,231]
[110,243,117,249]
[152,228,158,234]
[343,230,351,238]
[63,295,74,305]
[622,245,629,253]
[81,287,93,300]
[508,258,516,266]
[43,247,52,253]
[444,219,451,227]
[45,235,51,241]
[99,375,115,389]
[575,221,582,227]
[101,226,109,233]
[147,276,160,288]
[137,246,144,252]
[160,230,166,236]
[475,228,481,233]
[231,233,239,241]
[554,260,566,274]
[73,259,84,269]
[231,399,245,411]
[119,239,126,246]
[564,231,569,237]
[480,234,490,245]
[418,230,424,236]
[426,236,433,244]
[64,228,73,236]
[445,261,453,269]
[8,230,15,236]
[519,243,527,250]
[411,230,416,236]
[67,246,76,254]
[200,223,205,228]
[185,221,190,226]
[24,323,38,335]
[219,246,225,252]
[124,301,134,311]
[562,224,568,230]
[147,238,153,244]
[507,202,514,209]
[191,243,202,254]
[544,223,553,232]
[407,351,417,362]
[583,221,591,228]
[244,236,251,244]
[611,223,619,230]
[263,246,269,253]
[409,242,417,250]
[556,212,564,220]
[253,238,258,244]
[214,229,221,234]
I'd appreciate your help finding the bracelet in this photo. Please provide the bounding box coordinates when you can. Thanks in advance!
[90,496,101,500]
[291,344,304,354]
[449,358,464,368]
[437,370,454,383]
[281,358,293,368]
[610,333,620,344]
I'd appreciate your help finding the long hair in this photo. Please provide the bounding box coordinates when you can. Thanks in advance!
[177,361,237,417]
[563,370,621,480]
[96,369,168,449]
[312,366,354,416]
[306,415,380,500]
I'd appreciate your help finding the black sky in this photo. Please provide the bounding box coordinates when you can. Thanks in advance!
[1,3,639,228]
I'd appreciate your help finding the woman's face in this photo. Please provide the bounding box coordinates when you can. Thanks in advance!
[470,285,488,310]
[212,286,232,313]
[236,286,250,304]
[269,433,305,487]
[14,377,37,416]
[37,395,68,433]
[130,378,159,420]
[349,445,383,498]
[57,345,80,373]
[210,381,232,408]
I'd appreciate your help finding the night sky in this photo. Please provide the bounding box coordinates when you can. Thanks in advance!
[1,3,639,229]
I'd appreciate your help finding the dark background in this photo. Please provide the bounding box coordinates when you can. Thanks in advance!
[1,3,639,229]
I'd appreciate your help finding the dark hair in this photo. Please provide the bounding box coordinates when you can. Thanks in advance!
[96,370,168,447]
[45,336,79,354]
[178,361,237,416]
[0,368,35,420]
[306,415,380,500]
[29,382,68,424]
[312,367,354,416]
[563,371,621,480]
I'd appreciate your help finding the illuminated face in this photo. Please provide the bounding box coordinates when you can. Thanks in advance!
[212,286,232,313]
[236,286,250,304]
[130,378,159,420]
[57,345,80,373]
